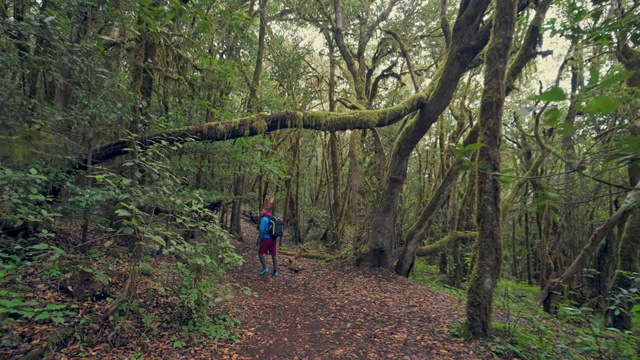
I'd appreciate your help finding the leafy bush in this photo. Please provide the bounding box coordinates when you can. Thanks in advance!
[0,165,64,237]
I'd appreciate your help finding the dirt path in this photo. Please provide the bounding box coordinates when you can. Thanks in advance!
[223,222,494,360]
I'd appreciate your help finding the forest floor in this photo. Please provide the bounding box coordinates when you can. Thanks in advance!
[1,216,497,360]
[221,220,495,360]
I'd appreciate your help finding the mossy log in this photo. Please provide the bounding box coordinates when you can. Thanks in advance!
[76,95,427,170]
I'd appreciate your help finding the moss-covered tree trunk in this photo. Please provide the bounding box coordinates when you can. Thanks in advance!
[129,1,159,134]
[607,41,640,329]
[326,31,341,246]
[524,185,533,285]
[229,170,245,239]
[395,126,478,276]
[390,0,551,276]
[55,2,94,108]
[360,0,494,268]
[465,0,516,338]
[230,0,268,239]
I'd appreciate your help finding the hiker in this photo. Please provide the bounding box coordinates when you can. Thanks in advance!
[258,198,278,277]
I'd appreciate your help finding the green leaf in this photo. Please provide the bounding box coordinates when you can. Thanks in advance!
[115,209,131,217]
[52,317,65,324]
[95,271,109,285]
[536,86,566,102]
[599,69,634,88]
[29,243,49,250]
[48,251,63,262]
[543,108,562,126]
[464,143,485,151]
[588,67,600,87]
[35,311,51,320]
[29,168,38,175]
[583,96,618,115]
[45,304,67,310]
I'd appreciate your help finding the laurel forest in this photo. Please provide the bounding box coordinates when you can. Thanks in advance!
[1,0,639,358]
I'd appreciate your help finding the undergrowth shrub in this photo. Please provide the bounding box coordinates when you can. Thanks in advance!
[0,164,64,237]
[412,261,640,360]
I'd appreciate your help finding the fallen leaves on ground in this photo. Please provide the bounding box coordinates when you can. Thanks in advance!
[1,219,495,359]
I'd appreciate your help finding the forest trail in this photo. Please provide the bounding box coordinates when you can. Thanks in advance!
[221,219,493,360]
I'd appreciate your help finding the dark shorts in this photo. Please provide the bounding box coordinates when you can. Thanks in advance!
[259,237,277,256]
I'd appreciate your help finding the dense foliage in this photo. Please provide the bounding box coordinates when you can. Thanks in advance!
[1,0,639,358]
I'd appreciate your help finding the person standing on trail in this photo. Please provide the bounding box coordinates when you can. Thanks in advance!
[258,197,278,277]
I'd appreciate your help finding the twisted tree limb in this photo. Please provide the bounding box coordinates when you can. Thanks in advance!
[76,93,427,170]
[415,231,477,256]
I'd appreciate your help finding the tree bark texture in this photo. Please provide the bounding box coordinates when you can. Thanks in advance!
[465,0,516,339]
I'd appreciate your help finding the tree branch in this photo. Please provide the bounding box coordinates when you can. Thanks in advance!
[384,29,419,92]
[76,93,428,170]
[505,0,554,95]
[416,231,478,256]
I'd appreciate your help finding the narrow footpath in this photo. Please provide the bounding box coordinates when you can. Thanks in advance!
[222,220,493,360]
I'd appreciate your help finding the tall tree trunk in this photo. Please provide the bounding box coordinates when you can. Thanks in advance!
[548,49,581,310]
[13,0,29,99]
[395,126,479,276]
[511,214,517,279]
[230,0,267,238]
[608,209,640,330]
[348,130,366,249]
[465,0,516,338]
[452,173,476,287]
[246,0,267,113]
[27,0,51,102]
[361,0,494,268]
[325,30,342,246]
[524,185,533,285]
[607,41,640,329]
[55,4,92,108]
[230,169,244,239]
[281,134,302,243]
[129,1,160,133]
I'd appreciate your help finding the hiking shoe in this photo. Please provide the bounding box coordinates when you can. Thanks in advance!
[259,268,269,275]
[272,271,279,277]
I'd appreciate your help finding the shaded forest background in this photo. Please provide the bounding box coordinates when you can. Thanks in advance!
[1,0,640,358]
